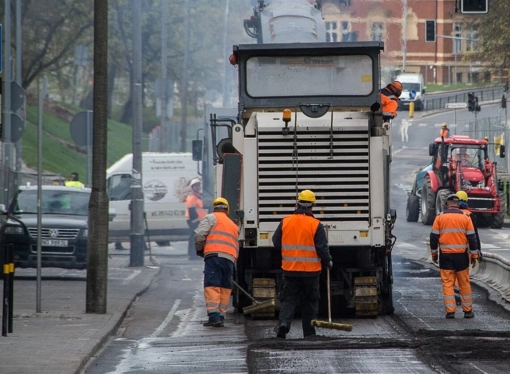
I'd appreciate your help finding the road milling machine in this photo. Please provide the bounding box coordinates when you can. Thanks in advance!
[208,41,396,318]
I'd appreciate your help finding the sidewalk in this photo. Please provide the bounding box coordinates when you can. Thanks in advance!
[0,247,160,374]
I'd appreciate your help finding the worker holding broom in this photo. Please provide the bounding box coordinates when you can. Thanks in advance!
[272,190,332,339]
[195,197,239,327]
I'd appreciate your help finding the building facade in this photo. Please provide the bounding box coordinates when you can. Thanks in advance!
[321,0,488,85]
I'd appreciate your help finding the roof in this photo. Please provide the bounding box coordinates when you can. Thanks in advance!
[19,185,92,193]
[434,135,488,146]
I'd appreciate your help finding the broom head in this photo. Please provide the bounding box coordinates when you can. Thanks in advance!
[242,299,275,315]
[311,319,353,332]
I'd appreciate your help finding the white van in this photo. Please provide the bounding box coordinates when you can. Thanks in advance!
[107,152,199,246]
[396,73,426,111]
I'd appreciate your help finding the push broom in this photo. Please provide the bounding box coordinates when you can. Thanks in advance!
[232,280,276,315]
[311,268,353,332]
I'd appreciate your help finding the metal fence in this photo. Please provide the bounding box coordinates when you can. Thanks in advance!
[425,86,506,112]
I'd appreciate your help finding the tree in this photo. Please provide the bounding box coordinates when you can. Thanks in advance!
[463,0,510,79]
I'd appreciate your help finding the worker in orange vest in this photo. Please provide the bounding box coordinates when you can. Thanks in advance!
[440,122,449,138]
[453,190,482,305]
[380,81,402,126]
[195,197,239,327]
[185,178,208,260]
[272,190,332,339]
[430,193,479,319]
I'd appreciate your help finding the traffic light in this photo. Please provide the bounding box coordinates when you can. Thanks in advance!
[461,0,488,14]
[502,95,507,109]
[425,20,436,42]
[468,92,475,111]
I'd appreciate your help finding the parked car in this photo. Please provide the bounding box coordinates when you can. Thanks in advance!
[0,185,91,270]
[406,163,432,222]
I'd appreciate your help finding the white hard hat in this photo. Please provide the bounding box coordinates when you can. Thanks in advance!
[190,178,201,187]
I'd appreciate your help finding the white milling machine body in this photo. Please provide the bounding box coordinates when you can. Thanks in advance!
[220,42,396,317]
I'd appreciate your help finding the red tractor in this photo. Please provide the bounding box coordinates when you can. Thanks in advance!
[417,134,506,228]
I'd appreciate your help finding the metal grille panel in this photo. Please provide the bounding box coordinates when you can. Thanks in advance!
[28,228,80,240]
[258,128,370,223]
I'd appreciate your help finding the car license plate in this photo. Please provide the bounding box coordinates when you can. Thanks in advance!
[41,239,68,247]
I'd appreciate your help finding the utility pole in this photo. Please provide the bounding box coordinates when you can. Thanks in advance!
[86,0,109,314]
[159,0,169,152]
[3,0,13,171]
[401,0,407,71]
[222,0,231,107]
[130,0,145,266]
[15,0,23,172]
[180,0,191,152]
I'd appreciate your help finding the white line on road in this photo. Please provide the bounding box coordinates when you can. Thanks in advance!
[150,299,181,338]
[122,270,141,284]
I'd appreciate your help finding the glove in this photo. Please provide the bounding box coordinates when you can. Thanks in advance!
[471,256,478,268]
[327,261,333,270]
[431,254,438,264]
[196,251,204,258]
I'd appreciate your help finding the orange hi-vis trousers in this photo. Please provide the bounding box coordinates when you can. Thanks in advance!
[204,286,231,315]
[440,268,472,313]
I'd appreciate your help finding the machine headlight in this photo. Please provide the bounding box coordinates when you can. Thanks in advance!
[4,226,24,235]
[82,229,88,238]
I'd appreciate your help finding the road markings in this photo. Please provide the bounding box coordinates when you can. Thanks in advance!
[150,299,181,338]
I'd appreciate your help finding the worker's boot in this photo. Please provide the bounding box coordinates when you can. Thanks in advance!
[464,311,474,318]
[276,325,288,339]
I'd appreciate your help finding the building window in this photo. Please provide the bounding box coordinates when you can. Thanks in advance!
[325,21,338,42]
[371,22,384,42]
[453,23,462,54]
[466,28,478,52]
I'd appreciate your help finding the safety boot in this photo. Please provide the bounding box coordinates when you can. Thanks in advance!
[445,312,455,319]
[464,311,474,318]
[276,325,287,339]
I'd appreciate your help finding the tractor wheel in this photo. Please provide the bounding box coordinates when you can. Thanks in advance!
[406,195,420,222]
[421,178,436,225]
[435,190,449,216]
[490,192,506,229]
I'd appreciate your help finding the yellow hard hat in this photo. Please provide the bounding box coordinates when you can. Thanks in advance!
[442,122,447,127]
[213,197,230,214]
[456,190,468,202]
[297,189,316,203]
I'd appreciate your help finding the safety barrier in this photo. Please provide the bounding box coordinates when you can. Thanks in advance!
[471,253,510,302]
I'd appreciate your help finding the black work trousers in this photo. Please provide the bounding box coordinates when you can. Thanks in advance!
[278,274,320,338]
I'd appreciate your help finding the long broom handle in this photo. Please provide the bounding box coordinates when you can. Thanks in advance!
[232,280,259,304]
[327,267,332,323]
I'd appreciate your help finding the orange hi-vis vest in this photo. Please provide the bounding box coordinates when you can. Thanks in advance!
[431,210,477,257]
[185,193,207,222]
[381,92,398,119]
[204,212,239,261]
[281,214,321,272]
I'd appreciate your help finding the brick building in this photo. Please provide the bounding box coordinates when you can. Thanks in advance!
[321,0,488,85]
